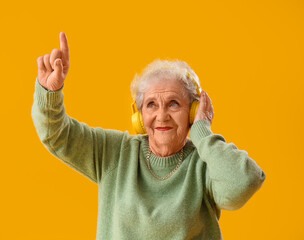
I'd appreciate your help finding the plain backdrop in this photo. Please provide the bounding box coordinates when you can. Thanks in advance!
[1,0,303,239]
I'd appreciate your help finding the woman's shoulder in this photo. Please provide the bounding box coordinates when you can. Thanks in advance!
[97,128,143,145]
[184,137,197,155]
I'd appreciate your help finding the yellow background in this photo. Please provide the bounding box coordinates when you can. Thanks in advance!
[1,0,303,239]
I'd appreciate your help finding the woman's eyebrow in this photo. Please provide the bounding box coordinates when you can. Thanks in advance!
[166,94,183,101]
[145,94,182,102]
[144,97,156,103]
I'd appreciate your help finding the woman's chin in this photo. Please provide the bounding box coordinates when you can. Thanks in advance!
[154,132,175,140]
[153,135,180,149]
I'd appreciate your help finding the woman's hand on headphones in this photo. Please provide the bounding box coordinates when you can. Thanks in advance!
[193,90,214,126]
[37,32,70,91]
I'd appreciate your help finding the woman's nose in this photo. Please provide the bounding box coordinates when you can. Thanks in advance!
[156,107,170,122]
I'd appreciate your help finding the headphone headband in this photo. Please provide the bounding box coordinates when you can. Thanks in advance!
[186,71,201,97]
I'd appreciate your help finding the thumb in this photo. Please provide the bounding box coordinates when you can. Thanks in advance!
[54,58,63,75]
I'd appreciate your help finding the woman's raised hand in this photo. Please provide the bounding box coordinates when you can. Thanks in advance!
[37,32,70,91]
[193,90,214,125]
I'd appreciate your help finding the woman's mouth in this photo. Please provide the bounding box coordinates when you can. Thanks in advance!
[156,127,172,131]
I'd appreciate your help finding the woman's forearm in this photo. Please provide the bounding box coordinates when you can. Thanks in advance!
[190,119,266,211]
[31,78,100,183]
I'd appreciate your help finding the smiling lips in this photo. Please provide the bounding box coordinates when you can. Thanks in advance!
[155,127,172,131]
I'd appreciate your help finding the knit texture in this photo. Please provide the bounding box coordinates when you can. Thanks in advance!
[31,78,266,240]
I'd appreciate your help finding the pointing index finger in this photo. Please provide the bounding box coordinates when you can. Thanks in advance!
[59,32,70,66]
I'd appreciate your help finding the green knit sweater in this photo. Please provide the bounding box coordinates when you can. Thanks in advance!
[31,78,266,240]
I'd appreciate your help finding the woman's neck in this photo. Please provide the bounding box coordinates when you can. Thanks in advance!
[149,138,187,157]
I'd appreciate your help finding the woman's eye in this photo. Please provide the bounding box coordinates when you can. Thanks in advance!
[147,102,154,108]
[170,101,179,107]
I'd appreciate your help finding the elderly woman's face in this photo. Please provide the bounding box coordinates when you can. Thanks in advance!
[141,79,190,153]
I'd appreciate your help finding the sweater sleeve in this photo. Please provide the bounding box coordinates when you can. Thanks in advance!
[189,119,266,211]
[31,78,124,184]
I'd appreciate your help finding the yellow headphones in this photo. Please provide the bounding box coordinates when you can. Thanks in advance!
[131,70,201,134]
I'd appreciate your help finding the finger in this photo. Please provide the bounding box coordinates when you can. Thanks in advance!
[198,92,207,112]
[37,56,46,72]
[204,92,213,109]
[207,98,214,115]
[202,91,213,116]
[50,49,62,69]
[54,58,63,78]
[43,54,52,71]
[199,90,205,102]
[202,91,208,105]
[59,32,70,66]
[204,91,211,103]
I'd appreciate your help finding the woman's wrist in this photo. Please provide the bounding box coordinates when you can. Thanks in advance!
[193,114,212,125]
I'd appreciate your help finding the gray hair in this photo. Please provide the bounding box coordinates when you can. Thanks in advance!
[130,59,202,112]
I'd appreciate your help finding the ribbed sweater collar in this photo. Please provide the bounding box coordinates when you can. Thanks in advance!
[140,135,195,167]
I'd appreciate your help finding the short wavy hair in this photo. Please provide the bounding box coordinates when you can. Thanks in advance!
[130,58,202,112]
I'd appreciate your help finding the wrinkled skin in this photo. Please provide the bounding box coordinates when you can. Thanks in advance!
[142,79,214,157]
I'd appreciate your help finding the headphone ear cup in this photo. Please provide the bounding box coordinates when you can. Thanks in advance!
[132,111,147,134]
[189,100,200,125]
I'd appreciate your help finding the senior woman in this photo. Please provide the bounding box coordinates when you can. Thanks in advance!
[32,32,266,240]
